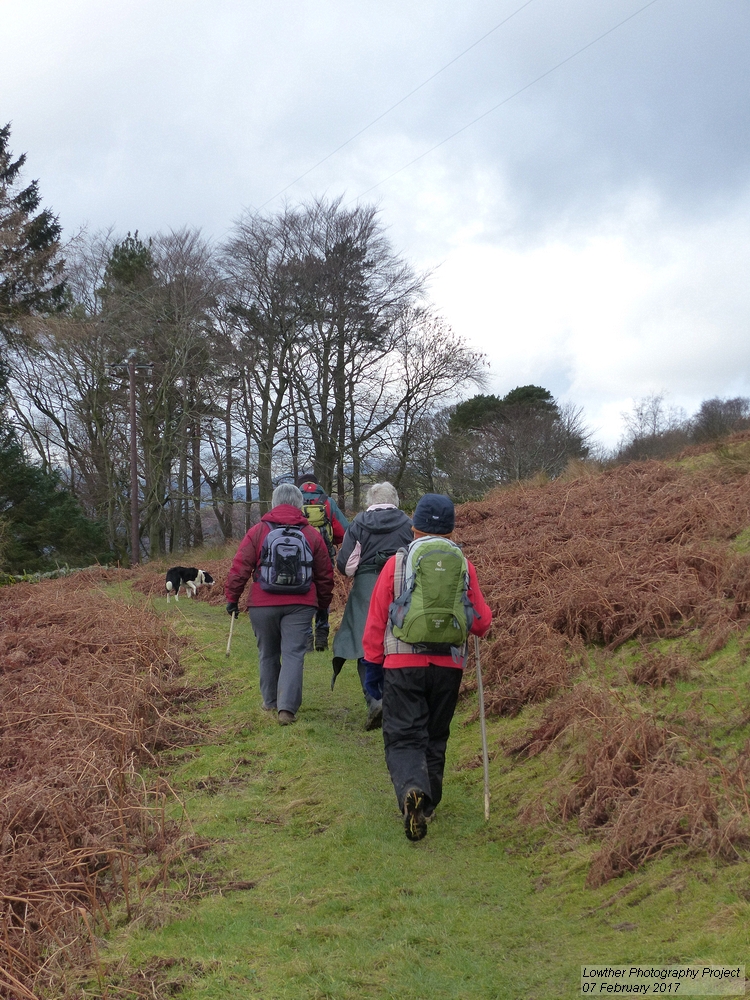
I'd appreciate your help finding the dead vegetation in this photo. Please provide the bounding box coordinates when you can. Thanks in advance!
[452,452,750,885]
[0,581,207,999]
[628,646,694,687]
[457,459,750,713]
[59,451,750,894]
[509,684,750,887]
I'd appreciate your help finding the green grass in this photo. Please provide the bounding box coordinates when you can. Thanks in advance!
[97,598,750,999]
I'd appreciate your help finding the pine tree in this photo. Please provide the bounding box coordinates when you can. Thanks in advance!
[0,353,108,572]
[0,122,65,344]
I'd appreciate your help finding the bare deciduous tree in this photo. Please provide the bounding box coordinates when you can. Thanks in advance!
[285,198,424,504]
[692,396,750,442]
[384,308,488,496]
[617,392,690,461]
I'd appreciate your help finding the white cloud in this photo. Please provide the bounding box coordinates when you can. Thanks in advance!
[427,188,750,445]
[4,0,750,452]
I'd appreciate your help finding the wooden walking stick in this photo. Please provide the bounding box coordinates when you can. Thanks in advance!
[226,612,236,658]
[474,635,491,821]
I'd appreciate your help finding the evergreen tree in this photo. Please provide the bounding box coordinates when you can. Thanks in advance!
[500,384,558,413]
[450,386,559,434]
[102,231,154,290]
[437,385,588,498]
[0,122,65,344]
[0,353,107,573]
[449,394,505,433]
[0,430,108,574]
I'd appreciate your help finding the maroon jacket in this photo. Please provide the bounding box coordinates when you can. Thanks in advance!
[224,505,334,609]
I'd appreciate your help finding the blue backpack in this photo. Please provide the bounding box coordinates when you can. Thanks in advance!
[258,524,314,594]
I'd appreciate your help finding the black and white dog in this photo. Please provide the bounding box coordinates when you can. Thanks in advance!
[165,567,215,602]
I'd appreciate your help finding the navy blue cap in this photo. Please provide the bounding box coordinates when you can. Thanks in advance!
[296,472,319,486]
[412,493,454,534]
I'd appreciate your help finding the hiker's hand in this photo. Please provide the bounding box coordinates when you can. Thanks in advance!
[226,602,239,618]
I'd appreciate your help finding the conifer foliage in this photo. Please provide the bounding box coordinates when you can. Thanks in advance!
[0,123,65,344]
[0,136,106,573]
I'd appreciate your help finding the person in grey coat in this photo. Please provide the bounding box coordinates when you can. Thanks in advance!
[331,482,413,730]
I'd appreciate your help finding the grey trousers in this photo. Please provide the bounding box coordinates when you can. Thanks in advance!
[248,604,314,714]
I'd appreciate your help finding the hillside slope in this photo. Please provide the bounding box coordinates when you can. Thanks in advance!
[458,453,750,710]
[5,447,750,995]
[454,444,750,888]
[129,444,750,889]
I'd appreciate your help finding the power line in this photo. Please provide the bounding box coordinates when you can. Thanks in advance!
[350,0,663,203]
[256,0,539,210]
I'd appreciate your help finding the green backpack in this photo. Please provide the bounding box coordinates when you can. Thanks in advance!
[388,536,474,650]
[302,499,335,560]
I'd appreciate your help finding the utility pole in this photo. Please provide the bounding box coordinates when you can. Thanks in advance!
[108,350,153,565]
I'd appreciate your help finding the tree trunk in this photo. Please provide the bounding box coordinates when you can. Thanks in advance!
[257,437,274,511]
[224,388,234,540]
[173,446,188,552]
[351,444,361,512]
[190,419,203,547]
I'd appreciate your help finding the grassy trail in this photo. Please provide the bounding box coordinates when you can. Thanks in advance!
[107,598,750,999]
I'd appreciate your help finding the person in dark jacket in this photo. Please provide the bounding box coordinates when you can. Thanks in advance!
[296,473,349,652]
[362,493,492,840]
[225,483,334,725]
[331,482,413,730]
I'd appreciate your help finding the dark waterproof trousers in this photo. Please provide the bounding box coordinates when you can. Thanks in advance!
[306,607,330,641]
[382,665,463,814]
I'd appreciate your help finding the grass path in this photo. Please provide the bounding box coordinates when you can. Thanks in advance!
[105,597,750,999]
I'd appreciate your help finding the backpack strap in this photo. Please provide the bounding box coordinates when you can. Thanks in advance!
[394,547,407,596]
[253,522,274,579]
[383,549,416,658]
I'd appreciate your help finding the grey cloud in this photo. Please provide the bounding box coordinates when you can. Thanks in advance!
[8,0,747,238]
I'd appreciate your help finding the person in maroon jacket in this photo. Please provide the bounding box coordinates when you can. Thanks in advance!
[225,483,334,725]
[362,493,492,840]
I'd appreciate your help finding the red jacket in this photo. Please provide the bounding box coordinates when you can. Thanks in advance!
[362,551,492,669]
[299,482,347,546]
[225,505,334,609]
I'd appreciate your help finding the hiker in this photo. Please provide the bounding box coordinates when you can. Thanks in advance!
[331,482,413,730]
[362,493,492,841]
[224,483,334,725]
[295,473,349,652]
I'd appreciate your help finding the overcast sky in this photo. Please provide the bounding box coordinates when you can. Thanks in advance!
[4,0,749,446]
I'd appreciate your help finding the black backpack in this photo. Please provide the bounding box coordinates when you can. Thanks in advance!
[258,524,314,594]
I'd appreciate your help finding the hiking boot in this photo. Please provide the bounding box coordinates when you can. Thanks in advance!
[364,700,383,731]
[278,710,296,726]
[403,788,428,842]
[314,635,329,652]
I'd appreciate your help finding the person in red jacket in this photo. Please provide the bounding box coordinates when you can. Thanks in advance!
[225,483,334,725]
[296,473,349,652]
[362,493,492,840]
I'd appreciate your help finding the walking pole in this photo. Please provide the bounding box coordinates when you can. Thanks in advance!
[474,635,491,821]
[225,612,236,658]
